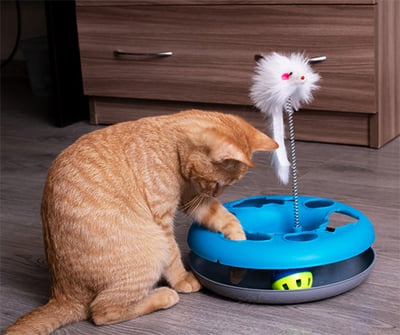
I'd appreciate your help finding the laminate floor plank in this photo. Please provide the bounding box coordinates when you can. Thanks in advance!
[1,78,399,334]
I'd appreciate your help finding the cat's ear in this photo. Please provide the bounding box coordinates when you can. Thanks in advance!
[200,127,278,168]
[211,129,278,167]
[249,128,279,153]
[211,140,256,167]
[199,129,255,167]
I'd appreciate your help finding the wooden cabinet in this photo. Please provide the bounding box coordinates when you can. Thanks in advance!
[76,0,399,148]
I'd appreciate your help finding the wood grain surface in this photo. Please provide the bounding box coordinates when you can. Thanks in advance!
[89,97,371,146]
[371,0,400,147]
[76,1,378,6]
[76,0,399,148]
[76,4,375,113]
[1,77,399,335]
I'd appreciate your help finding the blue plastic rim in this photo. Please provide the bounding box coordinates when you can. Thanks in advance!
[188,195,375,270]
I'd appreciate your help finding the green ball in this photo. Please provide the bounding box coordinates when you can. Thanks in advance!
[272,271,313,290]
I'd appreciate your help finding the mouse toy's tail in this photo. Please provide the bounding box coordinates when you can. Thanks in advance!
[269,105,291,184]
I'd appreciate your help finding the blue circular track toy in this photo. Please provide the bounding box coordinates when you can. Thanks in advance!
[189,195,375,270]
[188,53,375,304]
[188,195,375,304]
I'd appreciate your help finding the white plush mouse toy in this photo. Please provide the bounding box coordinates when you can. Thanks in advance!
[250,52,321,184]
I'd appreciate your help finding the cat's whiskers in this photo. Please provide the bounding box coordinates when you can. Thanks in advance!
[181,193,210,215]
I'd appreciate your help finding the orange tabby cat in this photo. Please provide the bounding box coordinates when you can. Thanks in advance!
[5,110,277,335]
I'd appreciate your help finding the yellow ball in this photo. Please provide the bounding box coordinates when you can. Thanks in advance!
[272,271,313,290]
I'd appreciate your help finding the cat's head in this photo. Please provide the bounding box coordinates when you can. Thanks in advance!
[180,111,278,197]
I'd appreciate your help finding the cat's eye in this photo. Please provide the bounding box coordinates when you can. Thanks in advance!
[213,182,221,197]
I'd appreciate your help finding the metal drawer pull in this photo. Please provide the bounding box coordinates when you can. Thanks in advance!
[113,50,173,58]
[307,56,327,63]
[254,54,327,64]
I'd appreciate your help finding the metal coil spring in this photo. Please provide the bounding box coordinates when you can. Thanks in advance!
[285,98,301,230]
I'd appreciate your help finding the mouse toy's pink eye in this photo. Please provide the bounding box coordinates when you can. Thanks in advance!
[301,76,305,80]
[281,72,293,80]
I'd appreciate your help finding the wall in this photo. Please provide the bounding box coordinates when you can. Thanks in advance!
[1,0,47,61]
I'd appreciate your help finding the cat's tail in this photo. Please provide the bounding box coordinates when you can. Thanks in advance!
[4,297,87,335]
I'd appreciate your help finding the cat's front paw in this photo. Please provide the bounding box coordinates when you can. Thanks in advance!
[224,225,246,240]
[218,214,247,241]
[173,272,202,293]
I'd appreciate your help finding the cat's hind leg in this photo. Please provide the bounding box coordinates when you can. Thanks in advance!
[90,286,179,326]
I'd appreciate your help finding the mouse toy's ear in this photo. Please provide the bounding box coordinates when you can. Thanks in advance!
[254,54,265,62]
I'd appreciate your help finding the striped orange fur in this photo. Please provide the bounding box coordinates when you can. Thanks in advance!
[5,110,277,335]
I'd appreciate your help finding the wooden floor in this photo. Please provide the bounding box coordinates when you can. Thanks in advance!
[1,76,399,335]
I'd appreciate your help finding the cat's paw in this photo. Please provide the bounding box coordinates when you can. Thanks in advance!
[219,214,246,241]
[173,272,202,293]
[224,226,246,240]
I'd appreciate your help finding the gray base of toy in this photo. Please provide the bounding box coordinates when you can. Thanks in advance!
[189,247,375,304]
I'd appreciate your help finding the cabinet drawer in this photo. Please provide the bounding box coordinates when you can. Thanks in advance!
[77,4,375,113]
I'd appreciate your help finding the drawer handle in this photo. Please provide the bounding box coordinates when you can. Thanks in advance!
[307,56,327,63]
[113,50,173,58]
[254,54,327,64]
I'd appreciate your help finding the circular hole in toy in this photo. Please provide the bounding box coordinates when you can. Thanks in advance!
[305,199,335,208]
[284,233,318,242]
[326,211,359,232]
[233,198,285,208]
[245,232,272,241]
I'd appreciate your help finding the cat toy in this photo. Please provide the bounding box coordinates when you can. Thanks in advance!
[188,52,375,303]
